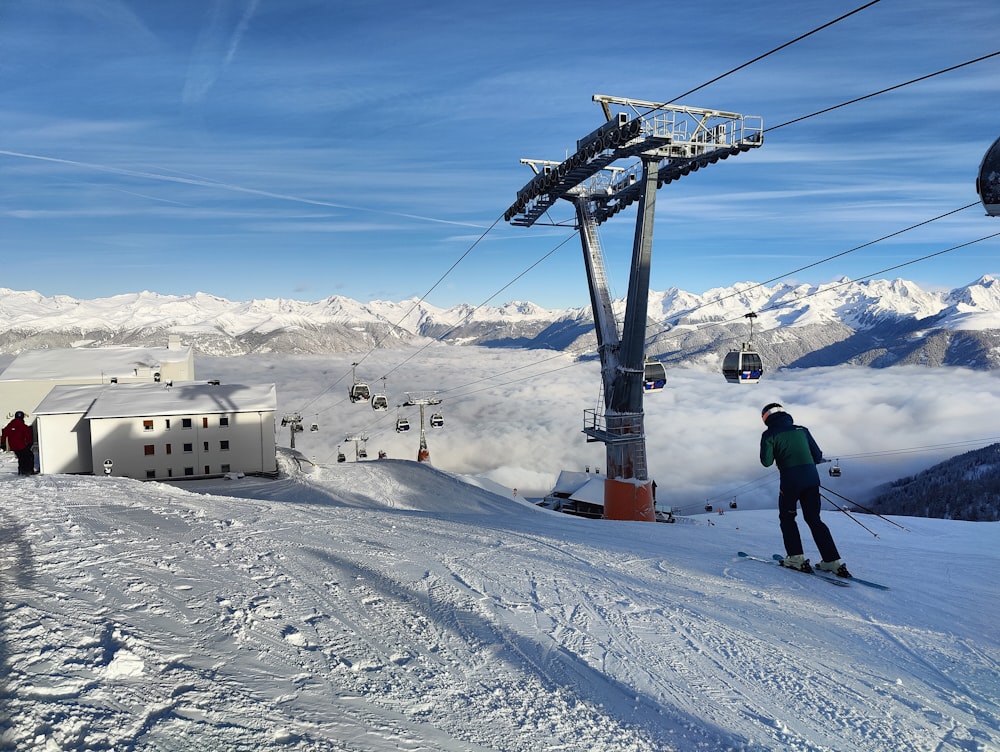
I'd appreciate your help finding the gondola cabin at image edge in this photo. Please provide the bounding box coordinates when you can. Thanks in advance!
[643,358,667,391]
[977,135,1000,216]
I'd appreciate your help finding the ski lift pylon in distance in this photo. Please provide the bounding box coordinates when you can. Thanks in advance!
[722,312,763,384]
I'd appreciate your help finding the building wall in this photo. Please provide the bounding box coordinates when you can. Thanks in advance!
[89,410,276,480]
[35,413,93,474]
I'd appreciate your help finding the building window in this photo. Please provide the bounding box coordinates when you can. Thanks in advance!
[183,443,193,453]
[182,418,192,429]
[165,419,171,430]
[202,417,209,428]
[146,470,156,479]
[165,444,172,455]
[204,465,210,475]
[221,463,231,473]
[203,441,209,452]
[143,420,154,431]
[220,416,230,427]
[220,440,230,451]
[143,445,155,456]
[184,467,194,476]
[167,468,173,477]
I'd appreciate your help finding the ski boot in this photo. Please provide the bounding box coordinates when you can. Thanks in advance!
[780,554,812,573]
[816,559,852,578]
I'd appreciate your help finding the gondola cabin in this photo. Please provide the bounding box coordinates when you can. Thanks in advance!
[395,416,410,432]
[977,135,1000,216]
[310,423,318,432]
[429,413,444,428]
[643,359,667,391]
[722,346,763,384]
[371,393,389,411]
[829,460,842,477]
[337,448,346,463]
[349,381,370,403]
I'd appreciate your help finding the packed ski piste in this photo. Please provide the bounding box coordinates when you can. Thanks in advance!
[1,450,997,751]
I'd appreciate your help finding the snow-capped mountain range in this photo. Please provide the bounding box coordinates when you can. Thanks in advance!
[4,275,1000,369]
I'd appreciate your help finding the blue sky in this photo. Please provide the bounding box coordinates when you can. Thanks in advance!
[2,0,999,309]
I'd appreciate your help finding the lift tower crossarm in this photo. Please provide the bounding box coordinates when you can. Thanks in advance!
[504,98,761,228]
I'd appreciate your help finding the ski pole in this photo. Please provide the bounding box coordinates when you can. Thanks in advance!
[820,492,880,538]
[820,484,911,532]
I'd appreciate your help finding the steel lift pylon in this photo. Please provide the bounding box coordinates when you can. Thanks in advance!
[506,94,763,521]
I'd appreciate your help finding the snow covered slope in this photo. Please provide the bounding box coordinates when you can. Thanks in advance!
[1,451,996,751]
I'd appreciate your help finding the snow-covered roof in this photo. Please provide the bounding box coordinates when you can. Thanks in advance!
[567,477,606,507]
[0,345,191,381]
[36,381,276,419]
[33,384,107,415]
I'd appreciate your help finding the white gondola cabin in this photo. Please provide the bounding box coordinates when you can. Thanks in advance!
[977,135,1000,216]
[371,393,389,411]
[429,413,444,428]
[722,346,763,384]
[643,358,667,391]
[349,362,370,403]
[829,459,842,477]
[395,416,410,432]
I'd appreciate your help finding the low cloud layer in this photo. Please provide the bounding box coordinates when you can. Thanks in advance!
[201,349,1000,514]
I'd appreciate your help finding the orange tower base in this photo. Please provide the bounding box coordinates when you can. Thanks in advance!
[603,478,656,522]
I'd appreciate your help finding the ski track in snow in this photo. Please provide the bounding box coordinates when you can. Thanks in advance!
[0,454,998,751]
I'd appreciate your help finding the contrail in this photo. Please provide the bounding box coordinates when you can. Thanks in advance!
[0,148,485,228]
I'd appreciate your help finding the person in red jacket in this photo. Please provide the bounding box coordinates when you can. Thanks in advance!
[3,411,36,475]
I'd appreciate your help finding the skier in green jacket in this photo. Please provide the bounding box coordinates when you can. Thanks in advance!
[760,403,850,577]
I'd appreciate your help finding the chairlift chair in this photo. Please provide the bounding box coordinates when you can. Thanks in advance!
[977,135,1000,216]
[643,358,667,391]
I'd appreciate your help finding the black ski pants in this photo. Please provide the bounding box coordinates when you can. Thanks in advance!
[778,484,840,562]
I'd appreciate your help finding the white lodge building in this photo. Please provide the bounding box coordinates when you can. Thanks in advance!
[33,381,278,480]
[0,336,195,423]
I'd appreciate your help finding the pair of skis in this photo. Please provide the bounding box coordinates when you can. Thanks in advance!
[737,552,889,590]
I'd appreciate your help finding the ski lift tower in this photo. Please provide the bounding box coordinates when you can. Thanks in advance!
[403,392,442,463]
[505,94,763,521]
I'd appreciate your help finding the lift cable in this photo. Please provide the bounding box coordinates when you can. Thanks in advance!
[292,213,505,416]
[665,0,882,106]
[645,228,1000,355]
[290,29,1000,428]
[767,50,1000,132]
